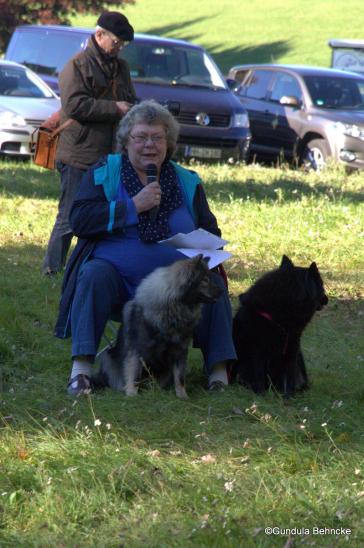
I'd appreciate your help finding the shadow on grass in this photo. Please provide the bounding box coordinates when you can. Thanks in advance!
[0,161,59,200]
[1,287,363,444]
[204,175,364,204]
[1,243,363,429]
[143,18,291,73]
[210,41,291,74]
[226,259,364,290]
[143,17,212,41]
[2,161,364,205]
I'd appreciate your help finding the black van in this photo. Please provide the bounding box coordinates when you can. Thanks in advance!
[6,25,251,162]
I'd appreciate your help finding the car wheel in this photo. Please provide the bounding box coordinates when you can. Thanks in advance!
[301,139,330,171]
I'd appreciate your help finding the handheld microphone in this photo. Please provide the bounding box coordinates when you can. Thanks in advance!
[146,163,159,222]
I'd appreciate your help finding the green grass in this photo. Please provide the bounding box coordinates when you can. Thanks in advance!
[1,159,364,546]
[72,0,364,73]
[2,2,364,543]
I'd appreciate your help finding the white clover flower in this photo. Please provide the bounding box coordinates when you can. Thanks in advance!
[224,480,235,492]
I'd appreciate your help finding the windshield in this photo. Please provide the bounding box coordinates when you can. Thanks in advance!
[120,42,227,89]
[8,29,89,76]
[304,75,364,110]
[0,65,54,98]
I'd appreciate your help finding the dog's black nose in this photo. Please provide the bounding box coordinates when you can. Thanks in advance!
[317,294,328,310]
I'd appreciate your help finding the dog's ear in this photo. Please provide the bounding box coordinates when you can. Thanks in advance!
[191,253,210,271]
[308,261,319,274]
[280,255,294,269]
[191,253,204,266]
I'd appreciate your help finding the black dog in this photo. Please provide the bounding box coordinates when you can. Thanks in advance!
[232,255,328,397]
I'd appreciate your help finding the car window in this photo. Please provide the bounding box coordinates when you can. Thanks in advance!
[270,72,302,102]
[304,75,364,109]
[232,69,250,84]
[241,70,272,100]
[121,42,227,89]
[0,65,53,98]
[8,29,89,76]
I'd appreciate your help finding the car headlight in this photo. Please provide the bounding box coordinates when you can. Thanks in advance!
[232,112,249,128]
[0,110,26,128]
[332,122,364,141]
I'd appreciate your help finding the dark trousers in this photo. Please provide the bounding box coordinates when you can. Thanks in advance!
[70,258,237,375]
[42,162,86,274]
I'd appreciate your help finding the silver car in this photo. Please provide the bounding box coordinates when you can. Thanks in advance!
[0,60,60,157]
[228,63,364,170]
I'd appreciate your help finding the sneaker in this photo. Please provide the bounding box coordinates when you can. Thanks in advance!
[67,374,92,396]
[208,380,226,392]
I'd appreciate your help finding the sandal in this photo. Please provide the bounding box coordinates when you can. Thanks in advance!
[67,374,92,396]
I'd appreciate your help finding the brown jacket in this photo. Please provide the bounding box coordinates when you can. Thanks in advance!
[56,37,136,169]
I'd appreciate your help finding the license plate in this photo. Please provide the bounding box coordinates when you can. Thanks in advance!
[185,146,222,159]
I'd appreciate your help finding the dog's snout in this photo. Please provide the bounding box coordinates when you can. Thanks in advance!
[204,278,223,303]
[317,293,328,310]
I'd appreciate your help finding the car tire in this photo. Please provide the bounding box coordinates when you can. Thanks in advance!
[301,139,330,171]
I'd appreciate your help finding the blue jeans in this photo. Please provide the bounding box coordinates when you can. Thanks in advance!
[42,162,86,274]
[70,258,237,375]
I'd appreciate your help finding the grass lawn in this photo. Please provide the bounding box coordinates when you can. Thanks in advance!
[1,2,364,544]
[72,0,364,73]
[0,159,363,546]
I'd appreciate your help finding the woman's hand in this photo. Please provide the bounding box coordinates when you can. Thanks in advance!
[132,181,162,213]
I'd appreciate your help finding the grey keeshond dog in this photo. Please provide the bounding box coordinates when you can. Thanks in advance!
[93,254,223,398]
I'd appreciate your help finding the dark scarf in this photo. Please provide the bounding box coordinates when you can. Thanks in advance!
[122,155,183,242]
[90,35,118,78]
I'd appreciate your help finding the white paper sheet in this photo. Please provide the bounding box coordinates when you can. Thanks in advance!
[159,228,232,269]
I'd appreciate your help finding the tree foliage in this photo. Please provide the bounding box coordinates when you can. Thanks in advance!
[0,0,135,52]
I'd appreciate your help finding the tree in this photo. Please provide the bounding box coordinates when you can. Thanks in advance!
[0,0,135,52]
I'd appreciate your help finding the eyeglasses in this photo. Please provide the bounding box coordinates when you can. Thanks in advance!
[104,31,127,49]
[129,134,166,145]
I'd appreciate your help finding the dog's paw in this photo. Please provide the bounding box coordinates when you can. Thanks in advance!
[175,387,189,399]
[124,385,139,397]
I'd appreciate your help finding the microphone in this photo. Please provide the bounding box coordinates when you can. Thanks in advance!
[146,163,159,222]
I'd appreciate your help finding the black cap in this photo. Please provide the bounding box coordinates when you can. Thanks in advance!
[97,11,134,42]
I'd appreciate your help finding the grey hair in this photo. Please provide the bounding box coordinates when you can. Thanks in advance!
[116,99,180,159]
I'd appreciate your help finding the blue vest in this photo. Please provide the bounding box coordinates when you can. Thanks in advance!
[93,154,200,232]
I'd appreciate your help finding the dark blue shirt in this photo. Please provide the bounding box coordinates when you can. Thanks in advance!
[92,178,196,296]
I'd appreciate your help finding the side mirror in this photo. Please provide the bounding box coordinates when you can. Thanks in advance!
[226,78,239,91]
[280,95,302,108]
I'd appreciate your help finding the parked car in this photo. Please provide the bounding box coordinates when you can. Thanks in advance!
[0,59,60,158]
[329,39,364,75]
[227,63,364,170]
[6,25,251,162]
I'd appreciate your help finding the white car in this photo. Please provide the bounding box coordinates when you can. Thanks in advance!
[0,59,60,157]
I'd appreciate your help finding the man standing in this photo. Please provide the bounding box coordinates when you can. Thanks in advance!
[42,11,136,275]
